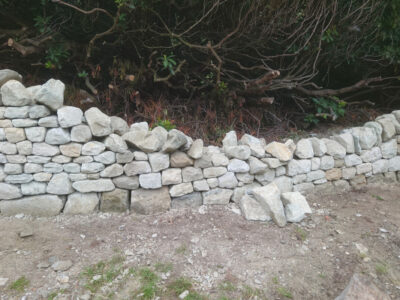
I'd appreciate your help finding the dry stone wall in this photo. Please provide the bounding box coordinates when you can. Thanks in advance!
[0,70,400,227]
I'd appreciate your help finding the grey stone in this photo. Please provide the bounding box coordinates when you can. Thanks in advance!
[6,154,26,164]
[100,189,129,212]
[248,156,268,174]
[231,182,261,203]
[188,139,204,159]
[162,129,187,152]
[4,163,23,175]
[81,162,105,173]
[273,176,293,193]
[211,153,229,166]
[262,157,284,169]
[311,157,320,170]
[27,155,51,163]
[38,116,58,127]
[364,121,383,145]
[322,138,346,159]
[47,173,73,195]
[206,178,219,188]
[21,182,47,195]
[100,164,123,177]
[344,154,362,167]
[16,140,32,155]
[5,128,25,143]
[84,107,112,137]
[350,127,378,151]
[123,130,163,153]
[193,179,209,192]
[43,163,63,173]
[34,79,65,111]
[287,159,311,176]
[131,187,171,214]
[203,167,227,178]
[380,139,397,158]
[151,126,168,146]
[281,192,312,222]
[24,163,43,173]
[0,142,17,154]
[1,80,32,106]
[12,118,37,127]
[239,134,265,158]
[181,167,202,182]
[342,167,356,180]
[360,147,382,163]
[71,124,92,142]
[372,159,388,174]
[104,134,128,153]
[293,182,314,194]
[130,121,148,131]
[162,168,182,185]
[202,188,233,205]
[0,182,22,199]
[171,192,203,209]
[222,131,237,147]
[224,145,251,160]
[134,151,148,161]
[72,179,115,193]
[57,106,83,128]
[25,127,46,142]
[110,116,129,135]
[0,69,22,86]
[309,137,327,156]
[139,172,162,189]
[227,159,250,173]
[356,163,372,174]
[5,174,33,184]
[112,176,139,189]
[63,163,80,173]
[388,157,400,171]
[64,192,99,214]
[29,105,50,119]
[45,128,70,145]
[332,133,355,153]
[295,138,314,159]
[169,182,193,197]
[73,156,93,164]
[194,150,213,168]
[254,169,275,183]
[81,141,105,155]
[376,118,396,142]
[236,172,255,184]
[239,195,270,221]
[33,172,52,182]
[0,195,63,216]
[124,161,151,176]
[51,260,73,272]
[148,152,169,172]
[94,151,116,165]
[218,172,238,188]
[116,151,135,163]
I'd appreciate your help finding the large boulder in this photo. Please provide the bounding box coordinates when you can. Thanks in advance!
[0,183,22,200]
[171,192,203,209]
[0,195,63,216]
[34,79,65,111]
[123,130,163,153]
[131,187,171,214]
[1,80,33,106]
[84,107,112,137]
[100,188,129,212]
[46,173,73,195]
[281,192,312,222]
[162,129,187,152]
[202,188,233,205]
[64,193,99,214]
[239,194,270,221]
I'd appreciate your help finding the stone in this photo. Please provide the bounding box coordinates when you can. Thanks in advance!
[239,195,270,221]
[131,187,171,214]
[34,79,65,110]
[33,173,52,182]
[81,141,105,155]
[272,176,293,193]
[27,155,51,164]
[376,118,396,142]
[94,151,116,165]
[63,163,80,173]
[117,151,135,163]
[84,107,112,137]
[130,121,148,131]
[38,116,58,127]
[0,69,22,86]
[81,162,105,173]
[224,145,251,160]
[334,273,390,300]
[287,159,311,176]
[344,154,362,167]
[64,192,99,214]
[388,156,400,171]
[311,157,320,170]
[360,147,382,163]
[57,106,83,127]
[139,173,162,189]
[322,138,346,158]
[45,128,70,145]
[148,152,169,172]
[203,167,227,178]
[16,140,32,155]
[254,169,275,183]
[193,179,209,191]
[71,124,92,142]
[309,137,327,156]
[0,195,63,216]
[162,129,188,152]
[104,134,128,153]
[150,127,168,145]
[0,142,17,154]
[161,168,182,185]
[218,172,238,188]
[326,168,342,181]
[239,134,265,158]
[236,172,255,183]
[248,156,268,174]
[295,138,314,158]
[211,153,229,166]
[222,131,237,147]
[100,163,124,177]
[110,116,129,135]
[206,178,219,188]
[47,173,73,195]
[72,179,115,193]
[265,141,293,161]
[228,159,250,173]
[231,183,261,203]
[100,189,129,212]
[24,163,42,173]
[356,163,372,174]
[5,174,33,184]
[188,139,203,159]
[380,139,397,158]
[51,260,73,272]
[124,161,151,176]
[25,127,46,142]
[169,182,193,197]
[281,192,311,222]
[252,183,286,227]
[202,188,233,205]
[43,163,63,173]
[332,133,355,153]
[171,192,203,209]
[372,159,388,174]
[350,127,378,152]
[342,167,356,180]
[1,80,32,106]
[332,180,350,191]
[112,176,139,189]
[123,130,163,153]
[293,182,314,194]
[4,106,30,119]
[364,121,383,145]
[306,170,325,182]
[12,118,37,127]
[7,155,26,164]
[5,128,25,143]
[0,182,22,199]
[29,105,51,119]
[182,167,203,182]
[134,151,148,161]
[194,151,213,168]
[58,143,81,158]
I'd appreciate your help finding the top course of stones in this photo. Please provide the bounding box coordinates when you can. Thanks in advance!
[0,69,399,227]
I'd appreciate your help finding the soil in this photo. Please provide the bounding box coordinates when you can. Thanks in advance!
[0,183,399,300]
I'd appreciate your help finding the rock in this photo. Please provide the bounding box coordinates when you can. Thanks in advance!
[131,187,171,214]
[0,195,63,216]
[169,182,193,197]
[0,278,8,287]
[57,106,83,128]
[203,167,227,178]
[5,174,33,184]
[1,80,32,106]
[134,151,148,161]
[320,138,346,159]
[19,228,34,238]
[309,138,327,156]
[171,192,203,209]
[81,141,105,156]
[388,156,400,171]
[239,134,265,158]
[287,159,311,176]
[29,105,51,119]
[239,194,270,221]
[272,176,293,193]
[47,173,73,195]
[21,182,47,195]
[207,178,218,188]
[188,139,204,159]
[59,143,82,158]
[364,121,383,145]
[350,127,378,152]
[64,193,99,214]
[16,140,32,155]
[45,128,70,145]
[63,163,80,173]
[100,163,124,177]
[130,121,149,131]
[84,107,112,137]
[123,130,162,153]
[380,139,397,158]
[281,192,311,222]
[293,182,314,194]
[222,131,237,147]
[100,189,129,212]
[25,127,46,142]
[254,169,275,183]
[0,182,22,199]
[104,134,128,153]
[332,133,355,153]
[38,115,58,127]
[117,151,135,163]
[264,142,293,161]
[81,162,105,173]
[193,179,209,191]
[372,159,388,174]
[4,128,25,143]
[51,260,73,272]
[112,176,139,189]
[344,154,362,167]
[376,118,396,142]
[356,163,372,174]
[110,116,129,135]
[0,69,22,86]
[252,183,286,227]
[342,167,356,180]
[4,107,30,119]
[162,168,182,185]
[202,188,233,205]
[182,167,203,182]
[35,79,65,111]
[124,161,151,176]
[295,139,314,158]
[211,153,229,166]
[227,159,250,173]
[12,118,38,127]
[24,163,42,173]
[224,145,251,160]
[162,129,187,152]
[139,173,162,189]
[31,143,59,158]
[170,151,194,167]
[148,152,170,172]
[248,156,268,174]
[218,172,238,188]
[360,147,382,163]
[94,151,116,165]
[231,183,261,203]
[311,157,320,170]
[334,273,390,300]
[194,150,213,168]
[71,124,92,143]
[72,179,115,193]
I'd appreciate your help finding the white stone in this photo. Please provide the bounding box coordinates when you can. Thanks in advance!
[63,163,80,173]
[364,121,383,145]
[34,79,65,111]
[287,159,311,176]
[43,163,63,173]
[388,157,400,171]
[33,173,52,182]
[203,167,227,178]
[139,173,162,189]
[32,143,60,156]
[206,178,218,188]
[211,153,229,166]
[307,170,325,182]
[227,159,250,173]
[29,105,50,119]
[4,128,25,143]
[239,134,265,158]
[110,116,129,135]
[239,195,270,221]
[162,129,187,152]
[372,159,388,174]
[224,145,251,160]
[71,124,92,142]
[322,138,346,159]
[134,151,148,161]
[84,107,112,137]
[16,141,32,155]
[25,127,46,142]
[236,172,254,183]
[130,121,148,131]
[38,116,58,127]
[81,162,105,173]
[100,163,123,177]
[188,139,203,159]
[1,80,32,106]
[0,69,22,86]
[57,106,83,127]
[295,139,314,159]
[64,193,99,214]
[345,154,362,167]
[356,163,372,174]
[12,118,37,127]
[182,167,203,182]
[82,141,105,155]
[4,106,29,118]
[45,128,70,145]
[148,152,169,172]
[21,182,46,195]
[350,127,378,151]
[360,147,382,163]
[46,172,73,195]
[169,182,193,197]
[116,151,134,163]
[124,161,151,176]
[0,142,17,154]
[123,130,162,153]
[112,176,139,189]
[248,156,268,174]
[193,179,209,192]
[72,179,115,193]
[162,168,182,185]
[273,176,293,193]
[311,157,320,170]
[376,118,396,142]
[380,139,397,159]
[94,151,116,165]
[254,169,275,183]
[104,134,128,153]
[27,155,51,163]
[24,163,42,173]
[0,182,22,199]
[222,131,237,147]
[0,195,63,216]
[262,157,283,168]
[332,133,355,153]
[202,188,233,205]
[218,172,238,188]
[281,192,312,222]
[309,137,327,156]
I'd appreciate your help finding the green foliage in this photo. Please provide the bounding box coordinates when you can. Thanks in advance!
[322,26,339,43]
[158,54,177,75]
[45,45,69,69]
[9,276,30,293]
[305,97,346,125]
[152,119,176,131]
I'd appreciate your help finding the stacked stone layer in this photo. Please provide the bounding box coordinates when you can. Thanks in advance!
[0,70,399,225]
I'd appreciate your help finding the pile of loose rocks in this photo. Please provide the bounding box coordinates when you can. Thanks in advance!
[0,69,399,227]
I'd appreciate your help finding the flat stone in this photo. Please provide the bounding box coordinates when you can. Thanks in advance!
[148,152,169,172]
[21,182,47,195]
[356,163,372,174]
[72,179,115,193]
[248,156,268,174]
[193,179,209,192]
[47,173,73,195]
[171,192,203,209]
[332,133,355,153]
[388,156,400,171]
[100,189,129,212]
[281,192,312,222]
[16,140,32,155]
[224,145,251,160]
[4,163,22,175]
[124,161,151,176]
[130,122,149,131]
[228,159,250,173]
[12,118,37,127]
[372,159,388,174]
[29,105,51,119]
[4,106,29,119]
[100,163,124,178]
[169,182,193,197]
[236,172,255,184]
[34,79,65,111]
[203,167,227,178]
[64,192,99,214]
[5,174,33,184]
[322,138,346,159]
[380,139,397,158]
[81,162,105,173]
[326,168,342,181]
[131,187,171,214]
[24,163,43,173]
[33,172,52,182]
[0,142,17,154]
[264,142,293,161]
[1,80,32,106]
[57,106,83,128]
[0,195,63,216]
[84,107,112,137]
[211,153,229,166]
[134,151,148,161]
[218,172,238,188]
[63,163,80,173]
[94,151,116,165]
[0,182,22,199]
[202,188,233,205]
[342,167,356,180]
[139,173,162,189]
[162,129,188,152]
[161,168,182,185]
[344,154,362,167]
[181,167,202,182]
[51,260,73,272]
[112,176,139,189]
[45,128,70,145]
[81,141,105,155]
[254,169,275,184]
[206,178,218,188]
[360,147,382,163]
[104,134,128,153]
[59,143,82,157]
[231,183,261,203]
[117,151,135,163]
[239,194,270,221]
[71,125,92,143]
[123,130,162,153]
[287,159,311,176]
[38,116,58,127]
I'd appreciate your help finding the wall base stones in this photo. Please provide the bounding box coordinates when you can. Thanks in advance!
[0,70,400,227]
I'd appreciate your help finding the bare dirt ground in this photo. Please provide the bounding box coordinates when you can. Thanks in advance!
[0,184,399,300]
